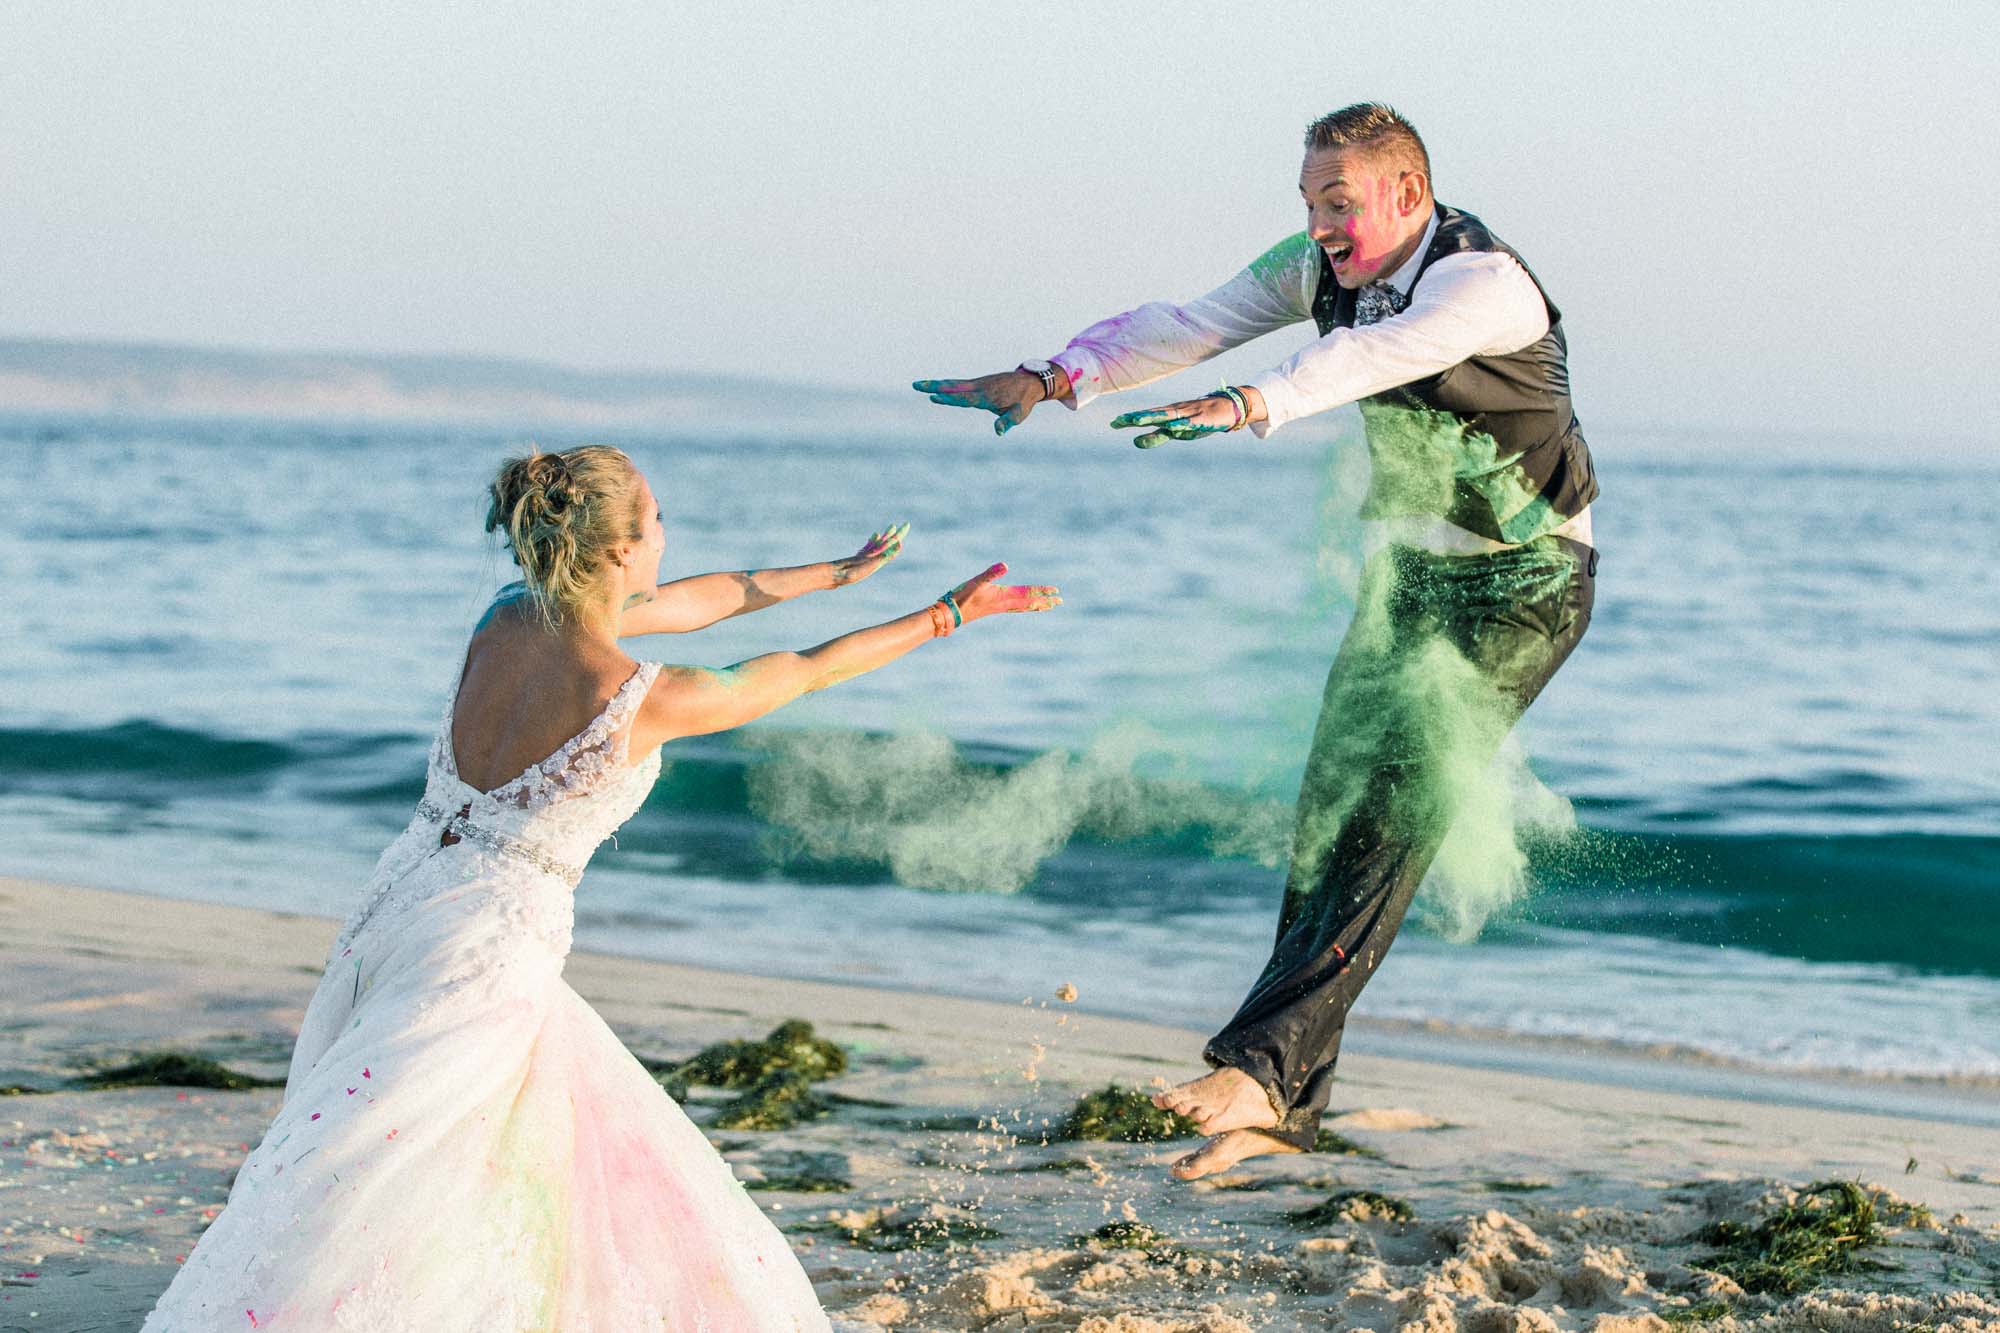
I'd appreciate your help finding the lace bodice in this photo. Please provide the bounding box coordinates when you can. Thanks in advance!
[330,660,663,959]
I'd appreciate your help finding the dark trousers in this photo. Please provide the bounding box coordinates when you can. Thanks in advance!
[1203,534,1596,1148]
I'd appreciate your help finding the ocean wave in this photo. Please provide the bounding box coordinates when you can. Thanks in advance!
[6,718,1995,978]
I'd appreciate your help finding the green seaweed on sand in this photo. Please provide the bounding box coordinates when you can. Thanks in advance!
[1068,1220,1171,1251]
[1481,1177,1555,1193]
[1,1084,53,1096]
[745,1170,851,1193]
[1661,1300,1733,1325]
[1287,1189,1416,1226]
[1313,1128,1383,1158]
[654,1019,846,1101]
[817,1204,1000,1252]
[1693,1179,1909,1296]
[81,1051,285,1090]
[1056,1085,1199,1142]
[711,1069,829,1132]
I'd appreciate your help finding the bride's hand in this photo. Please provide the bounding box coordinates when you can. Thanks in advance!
[830,522,908,588]
[946,562,1061,623]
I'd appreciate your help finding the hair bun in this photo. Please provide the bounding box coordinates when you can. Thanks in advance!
[483,445,646,627]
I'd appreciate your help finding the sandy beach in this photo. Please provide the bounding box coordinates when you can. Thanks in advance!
[2,876,1996,1332]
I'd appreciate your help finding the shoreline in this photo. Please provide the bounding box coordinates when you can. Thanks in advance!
[11,873,1997,1123]
[5,876,1998,1330]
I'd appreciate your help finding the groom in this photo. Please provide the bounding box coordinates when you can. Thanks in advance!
[916,103,1598,1179]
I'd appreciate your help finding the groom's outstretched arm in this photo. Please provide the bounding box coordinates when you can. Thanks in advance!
[619,524,906,637]
[915,234,1316,436]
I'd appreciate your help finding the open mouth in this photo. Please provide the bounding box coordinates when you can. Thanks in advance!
[1325,243,1354,266]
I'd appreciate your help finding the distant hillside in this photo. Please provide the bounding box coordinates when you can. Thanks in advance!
[0,338,911,430]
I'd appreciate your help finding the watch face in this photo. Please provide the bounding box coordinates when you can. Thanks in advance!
[1020,360,1054,374]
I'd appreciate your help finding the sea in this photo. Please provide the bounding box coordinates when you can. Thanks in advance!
[5,405,1998,1109]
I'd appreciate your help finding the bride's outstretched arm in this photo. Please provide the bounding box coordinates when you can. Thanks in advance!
[619,524,908,637]
[630,563,1059,747]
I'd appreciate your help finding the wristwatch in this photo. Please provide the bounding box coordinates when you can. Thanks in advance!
[1018,359,1061,402]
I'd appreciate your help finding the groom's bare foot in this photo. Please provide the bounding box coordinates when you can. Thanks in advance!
[1171,1128,1302,1180]
[1151,1066,1278,1135]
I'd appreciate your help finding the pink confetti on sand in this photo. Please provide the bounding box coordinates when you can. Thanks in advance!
[310,1113,321,1121]
[362,1067,371,1078]
[385,1129,398,1140]
[248,1311,262,1328]
[347,1087,356,1095]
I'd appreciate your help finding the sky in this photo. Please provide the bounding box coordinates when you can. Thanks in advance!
[4,1,1997,445]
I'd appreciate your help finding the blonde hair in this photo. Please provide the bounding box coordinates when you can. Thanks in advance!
[484,445,645,626]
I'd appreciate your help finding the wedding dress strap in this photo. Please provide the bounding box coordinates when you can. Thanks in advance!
[601,661,663,760]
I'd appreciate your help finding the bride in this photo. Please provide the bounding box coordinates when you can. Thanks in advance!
[141,444,1059,1330]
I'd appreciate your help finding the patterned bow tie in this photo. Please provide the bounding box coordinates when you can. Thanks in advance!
[1354,282,1410,326]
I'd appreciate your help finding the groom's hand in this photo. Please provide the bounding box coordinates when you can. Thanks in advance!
[913,370,1051,437]
[1110,386,1266,449]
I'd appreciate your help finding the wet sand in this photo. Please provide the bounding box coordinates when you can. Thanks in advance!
[3,877,1996,1331]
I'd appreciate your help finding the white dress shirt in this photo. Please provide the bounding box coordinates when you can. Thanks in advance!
[1049,211,1593,553]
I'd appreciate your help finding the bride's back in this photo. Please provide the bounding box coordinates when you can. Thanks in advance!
[454,446,657,794]
[449,600,641,795]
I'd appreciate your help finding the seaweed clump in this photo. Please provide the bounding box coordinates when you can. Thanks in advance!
[1313,1128,1383,1158]
[656,1020,847,1132]
[711,1070,829,1131]
[820,1203,999,1252]
[82,1051,285,1090]
[1057,1085,1199,1143]
[1694,1179,1894,1296]
[1287,1189,1416,1226]
[657,1020,846,1096]
[1069,1220,1171,1251]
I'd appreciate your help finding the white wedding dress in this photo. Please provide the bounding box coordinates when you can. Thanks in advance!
[142,658,830,1330]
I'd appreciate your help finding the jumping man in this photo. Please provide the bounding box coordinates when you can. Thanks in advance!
[916,103,1599,1179]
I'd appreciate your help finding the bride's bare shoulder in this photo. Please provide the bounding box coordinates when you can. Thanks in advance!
[473,581,533,633]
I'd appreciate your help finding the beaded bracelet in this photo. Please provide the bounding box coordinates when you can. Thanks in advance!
[1205,386,1249,432]
[1220,385,1250,431]
[928,601,955,638]
[941,591,963,627]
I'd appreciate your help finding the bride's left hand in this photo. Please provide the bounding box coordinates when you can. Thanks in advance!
[830,522,908,587]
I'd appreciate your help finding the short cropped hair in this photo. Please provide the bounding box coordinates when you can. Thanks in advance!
[1304,103,1431,182]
